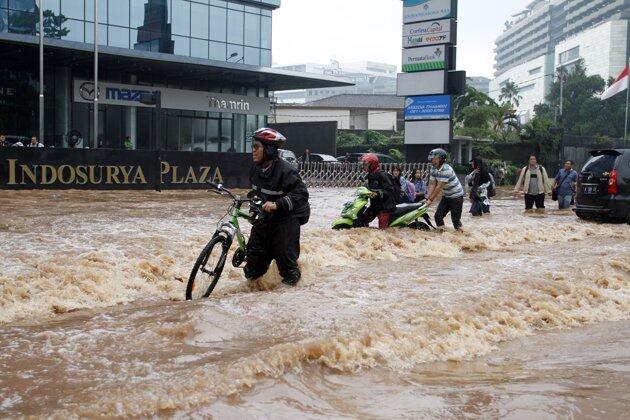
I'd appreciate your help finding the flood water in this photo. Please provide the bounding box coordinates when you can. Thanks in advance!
[0,189,628,418]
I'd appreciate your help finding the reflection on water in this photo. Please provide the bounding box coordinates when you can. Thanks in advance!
[0,189,628,417]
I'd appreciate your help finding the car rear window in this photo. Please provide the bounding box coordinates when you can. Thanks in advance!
[582,154,617,176]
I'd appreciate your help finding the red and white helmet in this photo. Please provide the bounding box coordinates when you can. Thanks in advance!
[253,128,286,147]
[361,153,380,173]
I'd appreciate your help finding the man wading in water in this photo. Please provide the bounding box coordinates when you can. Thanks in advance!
[425,148,465,230]
[245,128,310,286]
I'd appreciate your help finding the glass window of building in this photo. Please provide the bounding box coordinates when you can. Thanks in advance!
[9,0,35,12]
[260,15,271,49]
[85,0,108,23]
[130,0,144,28]
[221,117,232,152]
[206,119,219,152]
[244,12,260,47]
[191,38,208,58]
[61,0,84,20]
[244,46,259,66]
[227,43,243,62]
[0,10,7,33]
[61,18,84,42]
[173,34,190,55]
[226,9,243,45]
[85,22,108,45]
[261,49,271,67]
[209,5,226,42]
[108,0,128,27]
[108,25,129,48]
[209,40,225,60]
[190,1,208,39]
[172,0,190,36]
[44,0,60,15]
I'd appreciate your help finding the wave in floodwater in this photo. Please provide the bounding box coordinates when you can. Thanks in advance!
[50,255,629,417]
[0,222,626,324]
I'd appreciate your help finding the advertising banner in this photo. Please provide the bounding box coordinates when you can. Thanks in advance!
[402,44,447,72]
[396,71,447,96]
[403,0,457,24]
[404,95,451,120]
[73,80,271,115]
[404,120,452,144]
[403,19,455,48]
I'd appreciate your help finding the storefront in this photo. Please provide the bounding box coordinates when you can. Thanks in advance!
[0,0,350,152]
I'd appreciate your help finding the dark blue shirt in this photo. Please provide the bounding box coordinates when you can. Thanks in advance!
[555,169,577,196]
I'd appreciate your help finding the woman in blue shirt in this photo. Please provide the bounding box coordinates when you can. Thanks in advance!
[409,168,428,202]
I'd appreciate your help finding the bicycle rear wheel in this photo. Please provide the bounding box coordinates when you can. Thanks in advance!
[185,235,230,300]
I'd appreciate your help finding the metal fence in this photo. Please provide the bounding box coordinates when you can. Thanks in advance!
[298,162,430,188]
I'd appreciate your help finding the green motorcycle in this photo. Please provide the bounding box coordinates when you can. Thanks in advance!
[332,187,434,230]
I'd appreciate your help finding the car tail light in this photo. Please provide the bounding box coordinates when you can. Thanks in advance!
[607,169,618,195]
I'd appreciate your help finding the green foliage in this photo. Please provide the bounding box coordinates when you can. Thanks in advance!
[520,115,560,158]
[388,148,405,163]
[364,130,390,146]
[336,131,363,147]
[544,60,625,137]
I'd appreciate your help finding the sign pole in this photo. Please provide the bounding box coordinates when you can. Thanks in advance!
[93,0,99,149]
[625,56,629,140]
[38,0,44,145]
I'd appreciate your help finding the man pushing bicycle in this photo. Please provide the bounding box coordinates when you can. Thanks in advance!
[245,128,310,286]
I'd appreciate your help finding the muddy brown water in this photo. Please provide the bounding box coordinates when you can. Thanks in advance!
[0,189,628,418]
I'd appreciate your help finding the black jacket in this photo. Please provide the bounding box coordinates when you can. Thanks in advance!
[367,169,396,212]
[250,159,310,224]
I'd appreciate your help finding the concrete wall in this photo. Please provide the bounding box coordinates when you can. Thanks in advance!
[274,108,351,129]
[368,110,397,131]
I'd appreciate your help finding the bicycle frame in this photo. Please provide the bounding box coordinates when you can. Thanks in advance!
[221,203,253,251]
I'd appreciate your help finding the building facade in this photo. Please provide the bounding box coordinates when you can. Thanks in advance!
[0,0,348,151]
[273,60,398,104]
[272,94,403,131]
[490,0,630,119]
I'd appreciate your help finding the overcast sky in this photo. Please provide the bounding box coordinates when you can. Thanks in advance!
[273,0,532,78]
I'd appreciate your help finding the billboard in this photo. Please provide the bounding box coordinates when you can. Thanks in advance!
[396,71,447,96]
[404,120,452,144]
[403,0,457,24]
[402,44,447,72]
[404,95,451,120]
[403,19,455,48]
[73,80,271,115]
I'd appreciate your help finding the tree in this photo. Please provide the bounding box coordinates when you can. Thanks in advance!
[499,81,522,109]
[520,116,560,160]
[544,60,625,137]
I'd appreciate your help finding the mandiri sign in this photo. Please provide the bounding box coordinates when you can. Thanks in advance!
[403,19,455,48]
[402,44,447,72]
[73,80,271,116]
[403,0,457,24]
[404,95,451,120]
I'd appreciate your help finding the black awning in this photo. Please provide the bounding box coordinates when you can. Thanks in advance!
[0,33,353,91]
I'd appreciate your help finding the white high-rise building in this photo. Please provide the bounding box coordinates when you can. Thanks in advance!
[490,0,630,121]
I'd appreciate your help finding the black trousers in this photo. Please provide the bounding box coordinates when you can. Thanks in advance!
[524,193,545,209]
[434,196,464,229]
[244,218,301,281]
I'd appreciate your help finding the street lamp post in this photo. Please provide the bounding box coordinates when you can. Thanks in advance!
[38,0,44,145]
[93,0,99,148]
[139,91,162,192]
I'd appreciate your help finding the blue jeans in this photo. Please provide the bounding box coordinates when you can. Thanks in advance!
[558,194,572,209]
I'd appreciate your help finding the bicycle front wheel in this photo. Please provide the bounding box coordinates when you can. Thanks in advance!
[185,235,230,300]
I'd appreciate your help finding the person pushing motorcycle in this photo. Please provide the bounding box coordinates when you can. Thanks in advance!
[245,128,310,286]
[357,153,396,229]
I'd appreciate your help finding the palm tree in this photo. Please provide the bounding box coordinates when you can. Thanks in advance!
[499,81,522,108]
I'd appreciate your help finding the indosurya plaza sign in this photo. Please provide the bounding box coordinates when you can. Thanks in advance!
[73,80,271,115]
[0,150,251,190]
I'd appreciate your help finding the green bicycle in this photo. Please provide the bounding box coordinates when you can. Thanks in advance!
[185,182,263,300]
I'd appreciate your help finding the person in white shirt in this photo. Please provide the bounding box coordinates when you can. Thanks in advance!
[27,136,44,148]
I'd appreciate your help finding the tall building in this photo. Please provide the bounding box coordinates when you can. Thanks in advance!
[467,76,490,94]
[273,59,397,104]
[490,0,630,120]
[0,0,349,150]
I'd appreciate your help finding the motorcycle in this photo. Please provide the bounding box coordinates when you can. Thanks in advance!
[332,187,435,230]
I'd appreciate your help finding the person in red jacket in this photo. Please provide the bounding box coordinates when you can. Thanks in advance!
[357,153,396,229]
